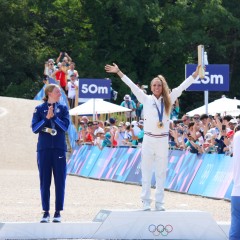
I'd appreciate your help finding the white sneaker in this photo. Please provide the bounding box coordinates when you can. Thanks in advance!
[155,203,165,211]
[40,212,50,223]
[52,211,61,223]
[142,201,151,211]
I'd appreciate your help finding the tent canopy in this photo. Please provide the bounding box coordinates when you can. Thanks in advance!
[69,98,131,116]
[186,97,240,116]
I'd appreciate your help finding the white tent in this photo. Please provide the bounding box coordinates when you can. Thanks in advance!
[186,96,240,116]
[69,98,131,116]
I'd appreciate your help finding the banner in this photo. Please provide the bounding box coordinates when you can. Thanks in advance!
[165,150,203,193]
[67,147,234,200]
[89,147,141,183]
[186,64,229,91]
[188,154,233,199]
[79,79,111,99]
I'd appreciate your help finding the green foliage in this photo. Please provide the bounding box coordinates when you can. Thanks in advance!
[1,0,240,115]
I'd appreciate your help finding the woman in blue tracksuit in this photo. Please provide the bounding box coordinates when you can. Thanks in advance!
[31,84,69,223]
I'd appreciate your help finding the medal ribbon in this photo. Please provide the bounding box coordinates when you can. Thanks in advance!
[154,98,164,123]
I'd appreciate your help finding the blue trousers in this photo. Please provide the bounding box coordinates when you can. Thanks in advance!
[37,149,66,212]
[229,196,240,240]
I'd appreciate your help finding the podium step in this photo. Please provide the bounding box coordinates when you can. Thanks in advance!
[0,209,230,239]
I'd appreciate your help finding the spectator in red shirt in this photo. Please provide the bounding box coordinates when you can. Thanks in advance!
[52,62,68,94]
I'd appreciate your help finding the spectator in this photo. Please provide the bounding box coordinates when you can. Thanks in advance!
[83,122,94,144]
[93,121,104,137]
[137,120,144,145]
[181,114,191,127]
[66,73,78,109]
[110,83,118,103]
[101,132,112,148]
[229,118,238,131]
[44,59,56,78]
[185,133,202,154]
[56,52,72,65]
[223,115,233,131]
[52,62,68,95]
[94,128,105,149]
[77,120,85,144]
[120,94,136,122]
[81,116,89,128]
[130,120,141,146]
[170,99,180,120]
[200,114,211,136]
[123,123,133,146]
[202,132,216,153]
[110,126,118,147]
[67,62,79,80]
[109,117,117,128]
[136,100,143,122]
[224,130,235,155]
[193,114,201,124]
[116,122,126,147]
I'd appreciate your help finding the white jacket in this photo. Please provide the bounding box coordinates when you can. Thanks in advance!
[121,74,197,135]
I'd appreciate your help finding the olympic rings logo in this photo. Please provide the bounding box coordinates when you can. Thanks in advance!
[148,224,173,236]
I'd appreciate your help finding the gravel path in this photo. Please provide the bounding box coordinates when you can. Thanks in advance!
[0,96,231,223]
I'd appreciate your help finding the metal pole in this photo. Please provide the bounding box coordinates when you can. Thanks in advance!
[93,99,96,121]
[204,51,209,114]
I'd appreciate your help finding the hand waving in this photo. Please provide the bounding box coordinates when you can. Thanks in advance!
[105,63,120,74]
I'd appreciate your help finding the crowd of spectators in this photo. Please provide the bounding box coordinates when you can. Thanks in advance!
[76,116,144,149]
[169,113,240,156]
[43,53,79,109]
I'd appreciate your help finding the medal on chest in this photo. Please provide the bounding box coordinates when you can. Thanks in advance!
[153,97,164,129]
[157,121,164,129]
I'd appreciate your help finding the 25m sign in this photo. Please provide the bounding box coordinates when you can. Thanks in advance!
[185,64,229,91]
[79,79,111,99]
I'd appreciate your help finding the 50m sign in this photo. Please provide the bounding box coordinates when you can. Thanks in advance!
[79,79,111,99]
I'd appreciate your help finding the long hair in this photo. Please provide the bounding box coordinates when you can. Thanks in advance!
[151,75,171,115]
[42,84,59,102]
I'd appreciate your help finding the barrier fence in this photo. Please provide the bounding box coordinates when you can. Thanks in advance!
[67,145,233,200]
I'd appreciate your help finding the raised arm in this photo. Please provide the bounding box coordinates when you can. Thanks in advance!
[105,63,146,103]
[171,65,201,103]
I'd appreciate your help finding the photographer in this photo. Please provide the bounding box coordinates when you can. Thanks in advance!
[56,52,72,65]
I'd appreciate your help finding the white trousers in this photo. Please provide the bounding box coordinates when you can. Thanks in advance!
[141,135,169,204]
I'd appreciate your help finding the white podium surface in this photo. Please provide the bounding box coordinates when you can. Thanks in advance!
[0,209,229,239]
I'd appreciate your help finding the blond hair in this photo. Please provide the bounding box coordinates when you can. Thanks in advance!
[42,84,59,102]
[151,75,171,115]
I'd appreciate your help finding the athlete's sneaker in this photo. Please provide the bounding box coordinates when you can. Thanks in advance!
[40,212,50,223]
[155,203,166,211]
[52,211,61,223]
[142,201,151,211]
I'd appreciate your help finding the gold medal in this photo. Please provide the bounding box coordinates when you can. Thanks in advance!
[157,121,164,129]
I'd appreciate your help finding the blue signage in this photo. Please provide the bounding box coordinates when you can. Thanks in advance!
[78,79,111,99]
[185,64,229,91]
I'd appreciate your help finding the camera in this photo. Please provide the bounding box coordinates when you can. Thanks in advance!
[237,105,240,109]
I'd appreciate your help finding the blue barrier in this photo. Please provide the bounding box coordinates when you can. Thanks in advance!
[67,145,234,200]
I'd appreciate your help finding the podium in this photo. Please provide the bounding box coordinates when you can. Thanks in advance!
[0,209,229,239]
